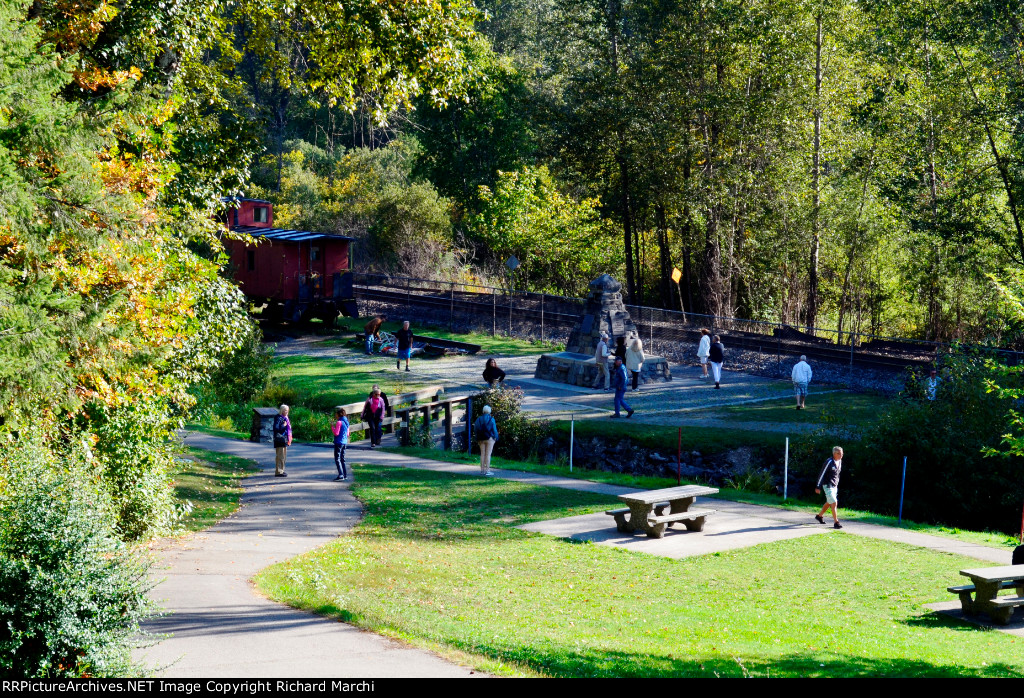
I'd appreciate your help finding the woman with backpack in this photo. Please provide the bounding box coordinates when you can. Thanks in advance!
[331,407,350,481]
[361,388,386,449]
[473,405,500,476]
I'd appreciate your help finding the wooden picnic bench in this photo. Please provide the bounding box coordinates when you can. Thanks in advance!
[948,565,1024,625]
[605,485,719,539]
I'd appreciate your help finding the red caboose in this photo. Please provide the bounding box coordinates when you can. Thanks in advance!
[222,197,357,323]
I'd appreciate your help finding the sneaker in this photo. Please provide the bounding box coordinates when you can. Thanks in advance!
[814,514,825,524]
[714,384,721,389]
[485,472,494,477]
[275,472,287,477]
[396,361,400,369]
[610,414,620,418]
[626,409,634,418]
[834,522,843,529]
[334,475,343,481]
[405,367,410,372]
[369,444,376,449]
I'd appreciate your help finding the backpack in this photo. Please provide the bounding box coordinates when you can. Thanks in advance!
[1013,544,1024,566]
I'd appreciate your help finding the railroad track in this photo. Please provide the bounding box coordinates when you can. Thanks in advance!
[354,285,940,372]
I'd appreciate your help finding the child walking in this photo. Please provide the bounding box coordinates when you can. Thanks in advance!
[332,407,350,481]
[814,446,843,529]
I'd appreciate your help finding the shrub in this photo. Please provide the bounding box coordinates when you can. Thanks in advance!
[0,439,152,677]
[470,386,548,460]
[81,399,177,540]
[790,349,1024,533]
[288,407,334,443]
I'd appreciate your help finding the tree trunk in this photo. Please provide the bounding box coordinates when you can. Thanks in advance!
[807,11,823,333]
[656,204,672,308]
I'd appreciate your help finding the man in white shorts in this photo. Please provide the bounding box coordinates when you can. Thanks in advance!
[814,446,843,529]
[791,355,812,409]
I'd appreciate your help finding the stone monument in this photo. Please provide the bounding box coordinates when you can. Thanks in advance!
[534,274,672,387]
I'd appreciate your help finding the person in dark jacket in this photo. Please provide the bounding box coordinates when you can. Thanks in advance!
[814,446,844,529]
[395,320,414,371]
[473,404,500,475]
[613,336,627,362]
[610,357,634,418]
[483,358,506,387]
[709,335,725,389]
[272,404,292,477]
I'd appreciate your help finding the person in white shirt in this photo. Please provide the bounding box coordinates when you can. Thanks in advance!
[791,355,813,409]
[696,328,711,379]
[593,332,611,391]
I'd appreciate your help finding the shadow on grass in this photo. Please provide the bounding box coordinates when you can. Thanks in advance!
[351,465,615,541]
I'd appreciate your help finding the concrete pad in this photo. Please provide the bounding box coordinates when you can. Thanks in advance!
[518,509,827,558]
[923,601,1024,637]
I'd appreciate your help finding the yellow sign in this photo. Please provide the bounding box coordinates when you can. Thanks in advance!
[671,267,682,283]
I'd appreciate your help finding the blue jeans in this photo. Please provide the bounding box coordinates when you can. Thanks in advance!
[614,389,632,416]
[365,335,373,354]
[368,419,382,446]
[334,443,347,478]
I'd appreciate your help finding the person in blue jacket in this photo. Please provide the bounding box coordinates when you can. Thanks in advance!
[611,357,634,418]
[473,404,500,476]
[332,407,350,481]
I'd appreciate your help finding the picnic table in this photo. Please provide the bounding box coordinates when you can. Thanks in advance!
[605,485,719,539]
[948,565,1024,625]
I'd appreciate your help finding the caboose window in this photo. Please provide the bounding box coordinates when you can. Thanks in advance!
[253,206,269,223]
[311,246,321,261]
[247,250,255,271]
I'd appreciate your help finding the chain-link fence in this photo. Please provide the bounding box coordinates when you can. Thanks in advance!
[351,272,1023,371]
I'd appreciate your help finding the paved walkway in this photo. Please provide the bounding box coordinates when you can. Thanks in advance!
[152,433,1015,675]
[139,433,482,678]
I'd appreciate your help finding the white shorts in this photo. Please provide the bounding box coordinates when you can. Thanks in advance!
[699,356,708,364]
[823,486,838,504]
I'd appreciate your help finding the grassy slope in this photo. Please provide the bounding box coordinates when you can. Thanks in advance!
[170,448,259,531]
[330,317,564,356]
[256,465,1024,678]
[269,355,433,407]
[704,392,890,426]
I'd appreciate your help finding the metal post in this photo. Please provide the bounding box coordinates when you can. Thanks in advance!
[508,289,513,336]
[783,437,789,500]
[492,289,496,336]
[676,427,682,485]
[449,282,454,331]
[898,456,908,524]
[569,414,574,472]
[466,398,473,454]
[541,293,545,344]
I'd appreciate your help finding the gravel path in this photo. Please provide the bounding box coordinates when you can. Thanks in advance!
[270,336,844,434]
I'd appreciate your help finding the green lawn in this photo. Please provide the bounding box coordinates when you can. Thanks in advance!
[256,465,1024,678]
[384,446,1019,551]
[550,419,784,453]
[330,317,564,356]
[170,448,259,531]
[271,355,434,408]
[705,392,891,427]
